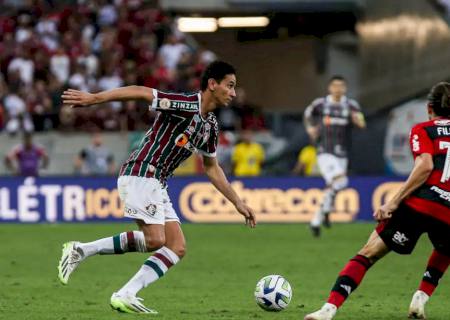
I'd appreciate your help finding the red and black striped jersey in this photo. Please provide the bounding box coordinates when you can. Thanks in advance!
[404,118,450,225]
[304,95,361,158]
[119,89,218,186]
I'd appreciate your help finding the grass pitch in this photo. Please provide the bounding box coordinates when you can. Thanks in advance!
[1,223,448,320]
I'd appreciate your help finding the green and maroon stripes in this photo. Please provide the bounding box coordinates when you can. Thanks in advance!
[112,231,138,254]
[144,252,175,278]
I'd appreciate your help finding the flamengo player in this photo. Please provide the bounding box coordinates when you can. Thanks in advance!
[304,82,450,320]
[304,76,366,237]
[58,61,256,314]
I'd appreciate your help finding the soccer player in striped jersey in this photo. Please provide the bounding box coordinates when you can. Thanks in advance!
[304,82,450,320]
[304,76,366,237]
[58,61,256,314]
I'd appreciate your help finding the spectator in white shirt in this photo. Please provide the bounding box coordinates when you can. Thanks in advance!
[50,46,70,84]
[3,90,34,134]
[158,34,189,71]
[8,46,35,86]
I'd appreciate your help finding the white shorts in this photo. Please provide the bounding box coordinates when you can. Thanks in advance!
[317,153,348,185]
[117,175,180,225]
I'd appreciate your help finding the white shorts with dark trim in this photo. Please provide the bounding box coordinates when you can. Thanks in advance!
[317,153,348,184]
[117,175,180,225]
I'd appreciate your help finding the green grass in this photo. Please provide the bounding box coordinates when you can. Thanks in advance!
[0,223,448,320]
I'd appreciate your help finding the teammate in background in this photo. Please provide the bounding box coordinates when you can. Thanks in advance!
[74,133,116,176]
[4,132,49,176]
[304,82,450,320]
[232,130,265,176]
[58,61,256,314]
[304,75,365,237]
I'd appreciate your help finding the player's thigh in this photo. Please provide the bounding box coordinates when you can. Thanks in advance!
[164,221,186,257]
[358,230,390,264]
[317,153,342,184]
[376,204,424,255]
[427,218,450,257]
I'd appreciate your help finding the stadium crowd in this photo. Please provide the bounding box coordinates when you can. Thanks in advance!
[0,0,254,133]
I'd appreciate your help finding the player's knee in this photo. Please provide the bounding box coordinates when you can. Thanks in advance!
[170,244,186,259]
[332,176,348,191]
[358,245,383,265]
[145,235,165,251]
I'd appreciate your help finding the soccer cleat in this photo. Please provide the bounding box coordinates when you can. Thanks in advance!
[110,292,158,314]
[304,303,337,320]
[58,241,84,285]
[310,225,321,238]
[408,290,429,319]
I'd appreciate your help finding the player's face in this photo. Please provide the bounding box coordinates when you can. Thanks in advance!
[215,74,237,107]
[328,80,347,98]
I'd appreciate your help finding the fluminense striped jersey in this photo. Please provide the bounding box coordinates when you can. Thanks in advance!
[304,95,361,158]
[119,89,218,185]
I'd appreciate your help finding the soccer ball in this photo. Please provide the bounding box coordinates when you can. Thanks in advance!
[254,275,292,311]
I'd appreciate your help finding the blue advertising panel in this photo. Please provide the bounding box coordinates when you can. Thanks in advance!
[0,176,404,223]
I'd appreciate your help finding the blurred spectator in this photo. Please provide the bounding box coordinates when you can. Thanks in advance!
[3,88,34,134]
[159,33,189,71]
[232,130,265,176]
[292,143,319,176]
[74,133,115,175]
[50,46,70,84]
[5,132,48,176]
[8,46,34,86]
[232,88,267,131]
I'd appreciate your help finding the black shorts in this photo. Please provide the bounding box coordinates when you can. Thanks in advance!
[376,203,450,256]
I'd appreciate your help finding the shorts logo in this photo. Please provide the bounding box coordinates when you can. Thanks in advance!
[392,231,409,246]
[160,98,171,109]
[145,204,157,217]
[124,206,138,216]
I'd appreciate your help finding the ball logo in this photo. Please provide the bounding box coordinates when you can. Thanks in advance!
[159,98,171,109]
[175,133,189,147]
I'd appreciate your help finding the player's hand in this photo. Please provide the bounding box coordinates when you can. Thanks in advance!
[235,201,257,228]
[352,111,366,128]
[62,89,97,107]
[373,201,398,221]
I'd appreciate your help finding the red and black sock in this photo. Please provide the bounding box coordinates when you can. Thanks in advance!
[327,254,373,308]
[419,250,450,296]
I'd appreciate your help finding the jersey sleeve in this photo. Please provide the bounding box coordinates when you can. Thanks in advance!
[410,125,434,157]
[303,99,322,126]
[150,89,200,114]
[198,120,219,158]
[349,99,362,113]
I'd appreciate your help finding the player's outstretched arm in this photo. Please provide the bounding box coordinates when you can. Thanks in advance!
[373,153,433,220]
[61,86,154,107]
[203,156,256,228]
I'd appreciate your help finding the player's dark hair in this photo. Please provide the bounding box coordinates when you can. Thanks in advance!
[428,82,450,117]
[329,75,346,84]
[200,61,236,91]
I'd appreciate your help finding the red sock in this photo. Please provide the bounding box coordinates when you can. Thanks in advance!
[419,250,450,296]
[327,255,373,308]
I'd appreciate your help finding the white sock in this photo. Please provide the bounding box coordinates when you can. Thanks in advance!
[77,231,146,257]
[117,246,180,296]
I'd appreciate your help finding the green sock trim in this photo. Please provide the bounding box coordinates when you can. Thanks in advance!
[113,235,124,254]
[144,260,164,278]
